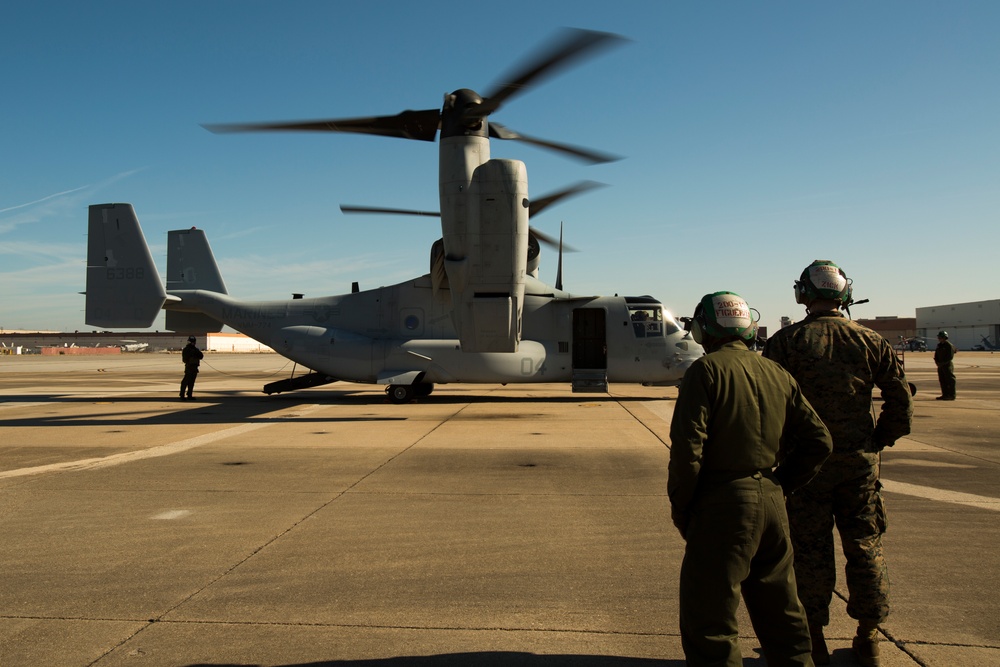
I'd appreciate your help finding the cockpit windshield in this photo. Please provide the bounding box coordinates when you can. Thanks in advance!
[628,305,681,338]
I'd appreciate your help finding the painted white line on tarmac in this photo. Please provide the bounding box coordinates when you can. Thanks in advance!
[0,422,268,479]
[0,404,325,479]
[641,400,675,424]
[882,478,1000,512]
[887,460,975,468]
[151,510,192,520]
[0,401,51,411]
[643,404,996,512]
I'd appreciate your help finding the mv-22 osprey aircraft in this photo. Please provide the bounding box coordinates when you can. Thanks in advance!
[85,29,702,403]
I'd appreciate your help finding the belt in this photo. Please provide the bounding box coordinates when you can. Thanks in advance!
[701,468,774,483]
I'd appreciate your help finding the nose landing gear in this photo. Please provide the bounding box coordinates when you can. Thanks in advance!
[385,382,434,404]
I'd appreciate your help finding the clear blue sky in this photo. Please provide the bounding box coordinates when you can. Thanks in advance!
[2,1,997,336]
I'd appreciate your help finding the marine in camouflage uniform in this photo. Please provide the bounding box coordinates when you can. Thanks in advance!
[763,261,913,667]
[670,292,832,667]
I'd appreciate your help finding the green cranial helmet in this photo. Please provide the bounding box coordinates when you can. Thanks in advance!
[794,259,853,307]
[938,331,948,339]
[690,291,758,344]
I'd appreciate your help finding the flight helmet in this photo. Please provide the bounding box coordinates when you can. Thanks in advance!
[938,331,948,339]
[188,336,196,343]
[794,260,853,307]
[689,291,758,345]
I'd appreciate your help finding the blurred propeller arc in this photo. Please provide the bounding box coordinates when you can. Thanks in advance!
[201,28,627,163]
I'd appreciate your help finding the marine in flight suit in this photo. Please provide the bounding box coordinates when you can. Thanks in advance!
[669,291,832,667]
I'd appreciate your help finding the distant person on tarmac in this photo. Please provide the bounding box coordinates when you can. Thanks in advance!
[669,291,832,667]
[934,331,957,400]
[763,260,913,667]
[180,336,204,400]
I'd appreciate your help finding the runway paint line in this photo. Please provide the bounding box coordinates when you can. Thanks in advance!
[887,460,975,469]
[0,422,269,479]
[640,400,675,424]
[882,479,1000,512]
[642,402,998,512]
[152,510,192,520]
[0,404,325,479]
[0,401,51,411]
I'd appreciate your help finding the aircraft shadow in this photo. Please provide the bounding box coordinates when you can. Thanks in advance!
[0,391,671,429]
[0,393,402,428]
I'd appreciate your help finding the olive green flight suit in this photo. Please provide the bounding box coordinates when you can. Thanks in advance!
[934,338,957,399]
[180,342,203,399]
[669,340,833,667]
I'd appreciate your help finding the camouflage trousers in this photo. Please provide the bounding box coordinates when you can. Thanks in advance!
[786,451,889,626]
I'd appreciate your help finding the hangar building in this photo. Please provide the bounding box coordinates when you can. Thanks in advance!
[916,299,1000,351]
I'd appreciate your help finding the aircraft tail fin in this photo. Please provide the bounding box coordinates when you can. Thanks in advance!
[166,228,228,294]
[85,203,167,328]
[165,228,228,333]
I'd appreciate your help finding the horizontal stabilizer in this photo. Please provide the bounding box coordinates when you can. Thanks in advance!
[166,311,224,334]
[85,204,166,328]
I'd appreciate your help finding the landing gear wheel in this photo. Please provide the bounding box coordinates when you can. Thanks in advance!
[387,384,415,404]
[414,383,434,397]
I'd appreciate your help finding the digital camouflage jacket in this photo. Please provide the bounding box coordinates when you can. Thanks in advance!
[763,310,913,453]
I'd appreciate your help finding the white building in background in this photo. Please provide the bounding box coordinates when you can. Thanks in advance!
[206,332,275,353]
[916,299,1000,351]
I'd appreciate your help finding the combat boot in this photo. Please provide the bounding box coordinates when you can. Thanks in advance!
[852,620,880,667]
[809,624,830,665]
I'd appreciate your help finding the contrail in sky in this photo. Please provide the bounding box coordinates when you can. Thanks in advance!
[0,185,90,215]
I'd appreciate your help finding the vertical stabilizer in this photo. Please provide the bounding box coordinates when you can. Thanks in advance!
[85,203,166,328]
[166,228,228,294]
[165,228,227,333]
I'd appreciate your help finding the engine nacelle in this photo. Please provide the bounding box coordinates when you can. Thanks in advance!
[449,158,528,352]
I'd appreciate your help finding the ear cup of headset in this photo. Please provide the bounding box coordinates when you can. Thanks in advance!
[794,280,807,305]
[690,303,706,344]
[691,317,704,344]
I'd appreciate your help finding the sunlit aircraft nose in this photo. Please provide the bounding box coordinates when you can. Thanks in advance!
[671,334,704,376]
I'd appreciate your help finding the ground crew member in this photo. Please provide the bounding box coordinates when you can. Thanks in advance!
[934,331,957,400]
[669,291,832,667]
[180,336,204,400]
[763,261,913,667]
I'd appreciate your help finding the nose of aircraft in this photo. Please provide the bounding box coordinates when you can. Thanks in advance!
[670,333,704,378]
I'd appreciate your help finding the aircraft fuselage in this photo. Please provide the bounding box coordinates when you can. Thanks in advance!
[165,274,700,387]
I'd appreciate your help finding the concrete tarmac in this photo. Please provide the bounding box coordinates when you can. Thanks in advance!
[1,350,997,666]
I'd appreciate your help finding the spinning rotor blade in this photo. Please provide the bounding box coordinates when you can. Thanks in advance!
[203,108,441,142]
[342,180,601,224]
[489,123,619,164]
[341,203,577,252]
[475,28,627,119]
[341,205,440,217]
[529,180,604,219]
[528,226,576,253]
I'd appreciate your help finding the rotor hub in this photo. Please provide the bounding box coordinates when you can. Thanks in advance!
[441,89,488,139]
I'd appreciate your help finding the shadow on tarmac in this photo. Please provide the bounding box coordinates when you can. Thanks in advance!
[0,391,673,429]
[183,653,708,666]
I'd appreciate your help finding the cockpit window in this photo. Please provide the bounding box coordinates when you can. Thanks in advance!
[661,311,682,336]
[629,306,665,338]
